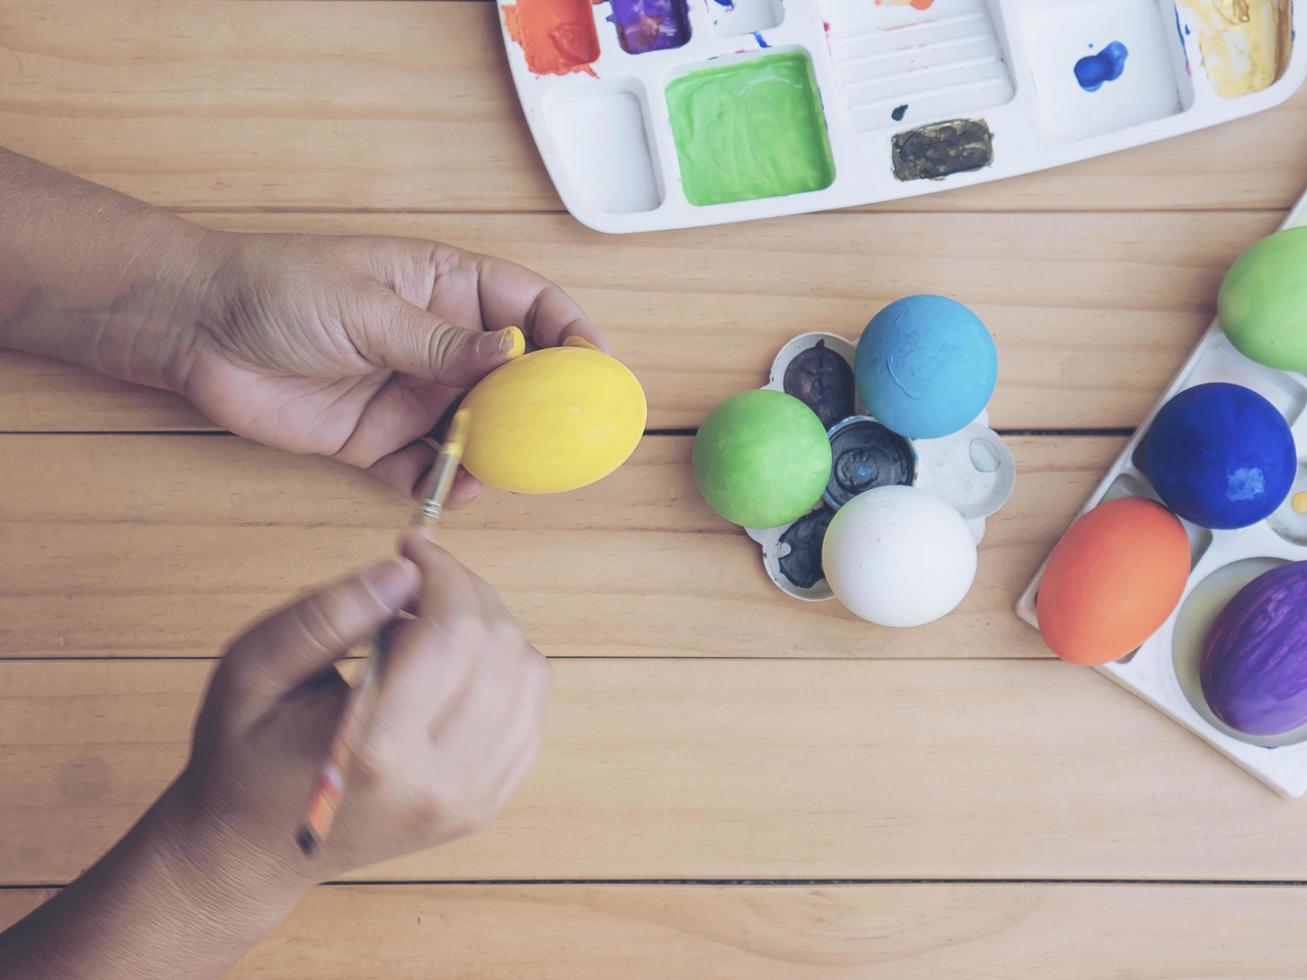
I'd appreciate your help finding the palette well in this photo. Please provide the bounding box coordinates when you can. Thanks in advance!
[500,0,1306,232]
[1016,189,1307,799]
[665,50,835,206]
[745,332,1015,601]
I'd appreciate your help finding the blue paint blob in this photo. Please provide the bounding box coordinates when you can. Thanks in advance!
[1142,382,1296,530]
[891,104,908,121]
[1075,41,1129,92]
[752,31,771,47]
[854,295,997,440]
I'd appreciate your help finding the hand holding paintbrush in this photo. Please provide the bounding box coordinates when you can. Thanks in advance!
[159,512,548,903]
[292,331,632,855]
[297,407,472,856]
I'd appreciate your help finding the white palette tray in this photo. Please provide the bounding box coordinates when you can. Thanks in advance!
[745,332,1015,600]
[1016,188,1307,799]
[499,0,1305,233]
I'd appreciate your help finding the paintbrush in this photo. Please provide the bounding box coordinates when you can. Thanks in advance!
[296,407,472,856]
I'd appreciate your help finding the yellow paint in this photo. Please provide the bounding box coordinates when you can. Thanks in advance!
[1176,0,1292,98]
[460,345,646,494]
[1293,491,1307,514]
[503,326,526,360]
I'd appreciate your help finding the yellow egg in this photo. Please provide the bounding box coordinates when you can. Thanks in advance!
[460,343,647,494]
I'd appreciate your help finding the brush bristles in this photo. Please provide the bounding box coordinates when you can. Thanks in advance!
[443,408,471,458]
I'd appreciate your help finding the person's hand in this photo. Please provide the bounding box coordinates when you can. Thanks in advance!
[2,151,599,503]
[165,530,551,895]
[0,534,549,979]
[177,232,606,504]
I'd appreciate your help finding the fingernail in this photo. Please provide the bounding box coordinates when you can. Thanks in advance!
[361,557,419,613]
[486,327,525,363]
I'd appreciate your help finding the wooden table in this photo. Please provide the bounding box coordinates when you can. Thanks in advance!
[4,3,1307,976]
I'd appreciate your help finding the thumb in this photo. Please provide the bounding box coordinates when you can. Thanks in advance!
[359,292,524,384]
[219,557,420,718]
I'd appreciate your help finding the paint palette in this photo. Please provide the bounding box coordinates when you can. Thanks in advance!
[746,332,1015,600]
[1016,188,1307,798]
[499,0,1305,233]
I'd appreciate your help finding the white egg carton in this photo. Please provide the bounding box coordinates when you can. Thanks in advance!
[1016,188,1307,798]
[499,0,1306,233]
[746,332,1015,600]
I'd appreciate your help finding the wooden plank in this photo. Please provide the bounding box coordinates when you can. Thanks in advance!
[4,882,1307,978]
[0,1,555,213]
[0,351,206,432]
[0,209,1283,432]
[2,656,1305,883]
[2,2,1305,215]
[0,432,1118,659]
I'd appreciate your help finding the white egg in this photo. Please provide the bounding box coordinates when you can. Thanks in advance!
[822,485,977,628]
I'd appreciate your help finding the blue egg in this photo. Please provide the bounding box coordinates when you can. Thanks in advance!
[854,295,997,440]
[1142,382,1295,530]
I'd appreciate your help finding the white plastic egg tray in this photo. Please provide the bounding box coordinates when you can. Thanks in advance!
[1016,188,1307,798]
[747,332,1016,600]
[499,0,1306,232]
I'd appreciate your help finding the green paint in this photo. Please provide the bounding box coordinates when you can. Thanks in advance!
[666,52,835,207]
[693,389,832,528]
[1219,227,1307,372]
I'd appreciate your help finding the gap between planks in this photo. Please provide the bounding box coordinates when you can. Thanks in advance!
[7,878,1307,889]
[140,205,1286,216]
[0,428,1135,438]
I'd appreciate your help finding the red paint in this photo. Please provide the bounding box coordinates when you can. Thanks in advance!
[503,0,600,76]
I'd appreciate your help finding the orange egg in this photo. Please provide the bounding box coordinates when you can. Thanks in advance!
[1037,497,1190,665]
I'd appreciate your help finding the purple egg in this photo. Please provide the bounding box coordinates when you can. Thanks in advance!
[1201,562,1307,736]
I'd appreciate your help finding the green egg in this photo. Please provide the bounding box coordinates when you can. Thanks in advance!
[1219,227,1307,372]
[693,389,832,528]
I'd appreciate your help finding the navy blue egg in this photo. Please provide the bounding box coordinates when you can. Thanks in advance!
[1142,382,1295,530]
[854,295,997,440]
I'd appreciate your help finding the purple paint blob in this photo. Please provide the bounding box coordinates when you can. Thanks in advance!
[1201,562,1307,736]
[610,0,691,53]
[1074,41,1128,92]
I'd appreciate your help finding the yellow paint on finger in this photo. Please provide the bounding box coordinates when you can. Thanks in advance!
[1292,491,1307,515]
[503,326,527,360]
